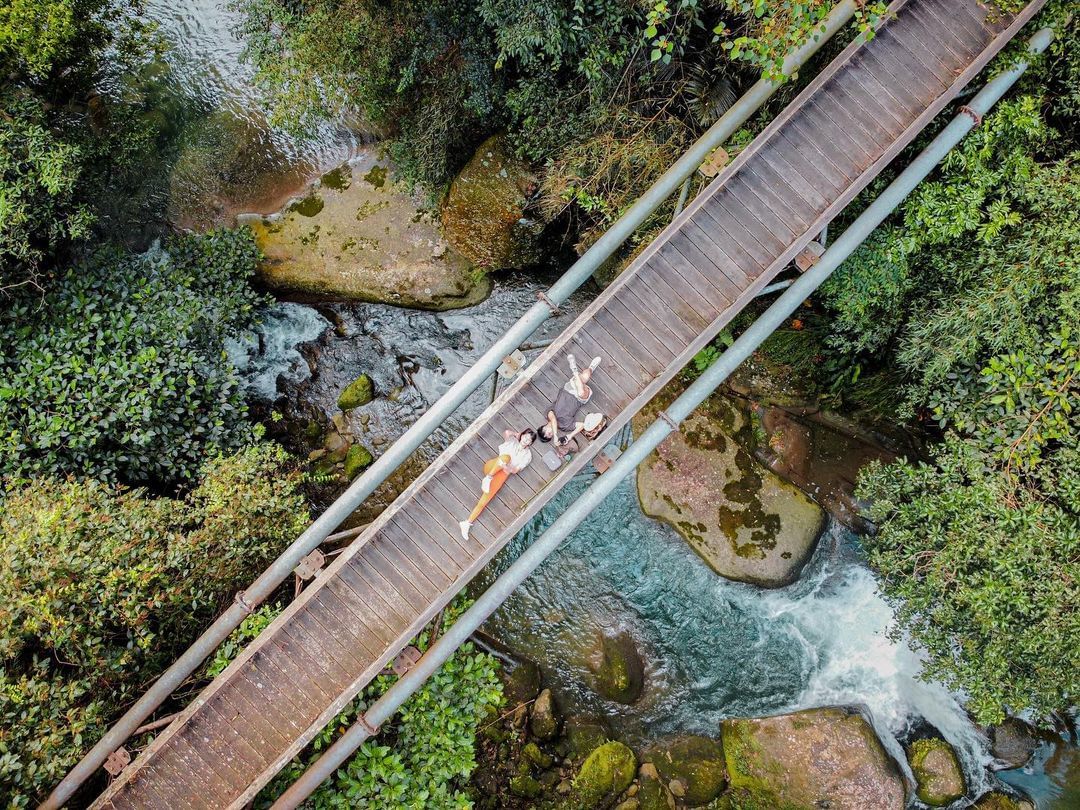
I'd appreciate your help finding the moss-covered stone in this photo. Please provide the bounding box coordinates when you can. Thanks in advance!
[973,792,1034,810]
[587,630,645,704]
[442,134,543,270]
[634,385,824,587]
[503,659,541,706]
[343,445,373,478]
[337,374,374,410]
[573,741,637,809]
[509,772,543,798]
[642,735,727,806]
[562,715,612,763]
[530,688,560,740]
[638,763,676,810]
[523,741,554,770]
[908,738,966,807]
[721,707,905,810]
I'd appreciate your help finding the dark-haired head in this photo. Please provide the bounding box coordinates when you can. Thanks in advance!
[518,428,537,447]
[537,424,554,443]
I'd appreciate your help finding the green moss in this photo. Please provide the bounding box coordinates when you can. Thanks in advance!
[338,374,374,410]
[573,741,636,808]
[343,445,373,478]
[509,772,543,798]
[908,738,965,807]
[973,792,1027,810]
[523,742,553,770]
[289,193,325,217]
[590,632,644,704]
[363,165,388,188]
[644,735,727,805]
[562,715,611,763]
[321,164,351,190]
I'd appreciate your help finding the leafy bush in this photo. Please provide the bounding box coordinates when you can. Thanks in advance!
[0,228,266,485]
[256,598,503,809]
[0,442,309,806]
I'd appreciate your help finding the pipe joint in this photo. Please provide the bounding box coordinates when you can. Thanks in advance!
[234,591,255,615]
[959,105,982,126]
[536,291,561,316]
[657,410,681,430]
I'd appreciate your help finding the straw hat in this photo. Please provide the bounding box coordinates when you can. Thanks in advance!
[583,412,604,431]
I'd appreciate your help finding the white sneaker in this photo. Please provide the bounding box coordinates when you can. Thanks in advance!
[481,475,492,494]
[567,353,579,375]
[459,520,472,541]
[589,356,602,371]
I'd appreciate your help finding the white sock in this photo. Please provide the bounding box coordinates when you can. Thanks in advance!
[459,520,472,540]
[567,354,579,376]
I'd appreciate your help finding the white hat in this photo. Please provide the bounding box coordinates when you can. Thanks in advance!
[583,412,604,431]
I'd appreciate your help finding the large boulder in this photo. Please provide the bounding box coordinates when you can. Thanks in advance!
[642,735,727,806]
[973,792,1036,810]
[635,389,825,587]
[637,763,676,810]
[561,715,612,763]
[573,741,637,808]
[720,707,906,809]
[907,738,965,806]
[442,134,543,270]
[587,630,645,704]
[503,658,542,706]
[990,717,1039,770]
[248,159,489,310]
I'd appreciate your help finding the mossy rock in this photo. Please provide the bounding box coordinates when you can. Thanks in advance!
[588,630,645,704]
[503,659,541,706]
[562,715,612,763]
[338,374,374,410]
[523,741,554,770]
[721,707,905,810]
[573,741,637,809]
[530,688,560,740]
[509,772,543,798]
[343,445,373,478]
[442,134,543,270]
[973,792,1034,810]
[642,735,727,806]
[908,738,965,807]
[637,763,676,810]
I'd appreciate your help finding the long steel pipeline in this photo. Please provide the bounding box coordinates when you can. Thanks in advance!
[41,5,861,806]
[269,25,1054,808]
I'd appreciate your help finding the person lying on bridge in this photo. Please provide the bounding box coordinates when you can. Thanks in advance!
[537,354,603,448]
[459,427,536,541]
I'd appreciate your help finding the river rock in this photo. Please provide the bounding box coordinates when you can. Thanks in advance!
[720,707,906,809]
[343,445,373,479]
[586,630,645,704]
[337,373,374,410]
[907,738,965,806]
[248,159,489,309]
[562,715,612,763]
[973,792,1036,810]
[573,741,637,809]
[642,735,727,806]
[990,717,1039,770]
[635,389,825,587]
[442,134,543,270]
[503,659,542,706]
[637,763,676,810]
[530,688,560,740]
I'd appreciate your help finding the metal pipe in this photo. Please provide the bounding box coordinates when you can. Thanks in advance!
[43,6,860,807]
[673,175,693,218]
[269,27,1052,807]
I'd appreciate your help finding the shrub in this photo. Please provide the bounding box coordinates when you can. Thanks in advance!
[0,442,309,806]
[0,228,266,485]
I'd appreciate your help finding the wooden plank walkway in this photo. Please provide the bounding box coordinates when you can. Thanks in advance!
[91,0,1044,805]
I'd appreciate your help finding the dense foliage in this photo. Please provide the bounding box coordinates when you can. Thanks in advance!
[0,228,266,486]
[806,7,1080,725]
[248,598,503,809]
[0,443,309,806]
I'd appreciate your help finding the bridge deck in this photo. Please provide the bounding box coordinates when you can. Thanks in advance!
[92,0,1043,805]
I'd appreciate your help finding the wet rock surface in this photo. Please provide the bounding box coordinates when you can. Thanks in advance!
[634,385,825,587]
[443,134,544,270]
[247,156,489,309]
[720,707,906,810]
[641,735,727,806]
[573,741,637,808]
[990,717,1039,770]
[908,737,966,806]
[587,630,645,705]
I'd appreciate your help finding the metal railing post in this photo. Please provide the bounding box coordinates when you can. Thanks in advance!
[267,26,1053,808]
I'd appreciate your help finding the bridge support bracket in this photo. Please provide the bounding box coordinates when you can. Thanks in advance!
[293,550,326,581]
[233,591,255,615]
[657,410,681,431]
[103,747,131,778]
[391,646,423,676]
[536,291,561,316]
[959,105,982,127]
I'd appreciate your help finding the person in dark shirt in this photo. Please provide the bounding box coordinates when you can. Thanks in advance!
[538,353,602,446]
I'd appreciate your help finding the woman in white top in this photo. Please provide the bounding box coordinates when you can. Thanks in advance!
[459,428,536,540]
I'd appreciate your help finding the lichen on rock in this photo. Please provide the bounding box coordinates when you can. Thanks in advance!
[337,373,374,410]
[573,741,637,808]
[720,707,906,810]
[907,738,966,807]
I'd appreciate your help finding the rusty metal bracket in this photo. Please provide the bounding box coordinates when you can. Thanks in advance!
[537,291,560,316]
[103,747,130,778]
[233,590,255,615]
[497,349,527,379]
[293,549,325,581]
[391,646,423,676]
[657,410,681,430]
[959,105,982,127]
[697,146,730,178]
[795,241,825,272]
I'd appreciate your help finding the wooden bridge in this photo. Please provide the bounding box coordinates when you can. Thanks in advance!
[90,0,1043,806]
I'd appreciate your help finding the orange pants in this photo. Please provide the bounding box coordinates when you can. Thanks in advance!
[468,457,509,522]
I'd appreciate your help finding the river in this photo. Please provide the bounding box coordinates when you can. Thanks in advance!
[142,0,1077,806]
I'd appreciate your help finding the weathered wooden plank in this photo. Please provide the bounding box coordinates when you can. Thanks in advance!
[908,1,978,62]
[351,554,424,624]
[278,613,358,688]
[735,167,815,233]
[683,211,764,281]
[603,297,678,366]
[834,70,909,134]
[865,32,948,97]
[758,145,831,211]
[301,593,382,672]
[201,698,273,771]
[722,175,799,241]
[619,282,700,345]
[850,50,928,120]
[711,193,789,261]
[774,128,850,195]
[379,519,456,587]
[924,0,992,46]
[646,251,724,320]
[334,563,411,643]
[665,233,744,301]
[392,510,468,576]
[585,317,658,381]
[312,583,393,660]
